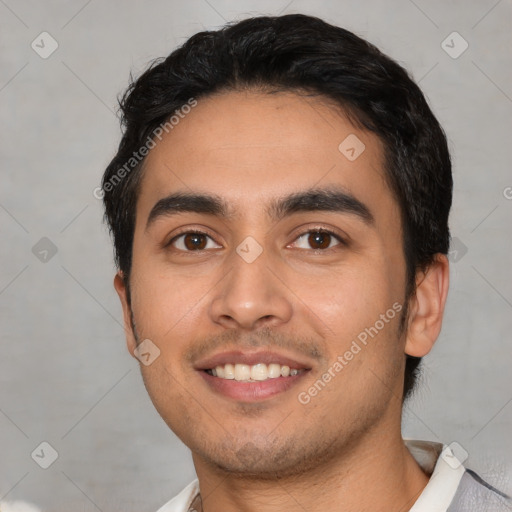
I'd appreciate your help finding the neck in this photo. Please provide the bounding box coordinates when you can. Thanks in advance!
[191,429,430,512]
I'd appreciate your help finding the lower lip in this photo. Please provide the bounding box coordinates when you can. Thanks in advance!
[198,370,308,401]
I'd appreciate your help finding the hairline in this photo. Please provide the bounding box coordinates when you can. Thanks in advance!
[124,85,411,271]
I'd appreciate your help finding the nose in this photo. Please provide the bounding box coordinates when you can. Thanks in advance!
[208,245,293,331]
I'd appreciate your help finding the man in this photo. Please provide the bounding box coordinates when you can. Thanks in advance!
[101,13,511,511]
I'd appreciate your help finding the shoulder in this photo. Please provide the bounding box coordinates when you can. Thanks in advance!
[405,439,511,511]
[448,468,512,511]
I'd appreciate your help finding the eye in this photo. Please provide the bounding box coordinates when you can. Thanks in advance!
[291,230,344,250]
[169,231,221,251]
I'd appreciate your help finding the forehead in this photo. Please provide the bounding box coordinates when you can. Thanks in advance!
[136,89,397,226]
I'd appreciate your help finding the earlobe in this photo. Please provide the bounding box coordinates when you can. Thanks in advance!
[113,272,138,358]
[404,254,450,358]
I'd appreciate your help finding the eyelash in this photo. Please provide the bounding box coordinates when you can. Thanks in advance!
[166,227,347,253]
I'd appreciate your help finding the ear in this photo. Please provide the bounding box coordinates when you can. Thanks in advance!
[114,271,137,358]
[404,254,450,357]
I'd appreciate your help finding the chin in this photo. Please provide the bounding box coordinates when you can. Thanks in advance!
[193,435,336,480]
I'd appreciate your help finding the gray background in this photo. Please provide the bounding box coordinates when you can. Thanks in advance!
[1,0,511,510]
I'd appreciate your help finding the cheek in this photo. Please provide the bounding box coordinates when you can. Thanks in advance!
[139,356,196,440]
[288,264,393,342]
[129,263,213,341]
[289,261,406,398]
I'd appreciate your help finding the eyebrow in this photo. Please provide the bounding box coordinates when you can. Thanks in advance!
[145,186,374,230]
[268,187,374,225]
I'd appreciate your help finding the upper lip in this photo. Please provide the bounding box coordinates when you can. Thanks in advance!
[194,349,313,371]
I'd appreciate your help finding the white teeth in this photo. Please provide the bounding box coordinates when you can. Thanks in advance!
[268,363,281,378]
[234,364,251,381]
[208,363,303,381]
[223,363,235,379]
[251,363,268,381]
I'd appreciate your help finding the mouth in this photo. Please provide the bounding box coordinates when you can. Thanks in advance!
[195,350,312,401]
[205,362,305,381]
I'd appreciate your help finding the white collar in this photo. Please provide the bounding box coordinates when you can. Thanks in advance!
[406,439,465,512]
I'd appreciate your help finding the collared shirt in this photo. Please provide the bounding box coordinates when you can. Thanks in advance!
[155,439,511,512]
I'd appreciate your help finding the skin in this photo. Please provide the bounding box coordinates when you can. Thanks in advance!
[114,89,450,512]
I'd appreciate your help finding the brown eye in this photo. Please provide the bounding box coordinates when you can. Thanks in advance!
[307,231,332,249]
[170,232,221,251]
[183,233,207,250]
[292,230,343,250]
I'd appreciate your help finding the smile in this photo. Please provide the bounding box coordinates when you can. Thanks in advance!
[195,349,313,401]
[205,363,305,381]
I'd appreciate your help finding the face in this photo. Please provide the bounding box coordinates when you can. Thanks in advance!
[116,90,412,477]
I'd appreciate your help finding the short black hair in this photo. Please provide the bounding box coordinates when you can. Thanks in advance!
[101,13,452,402]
